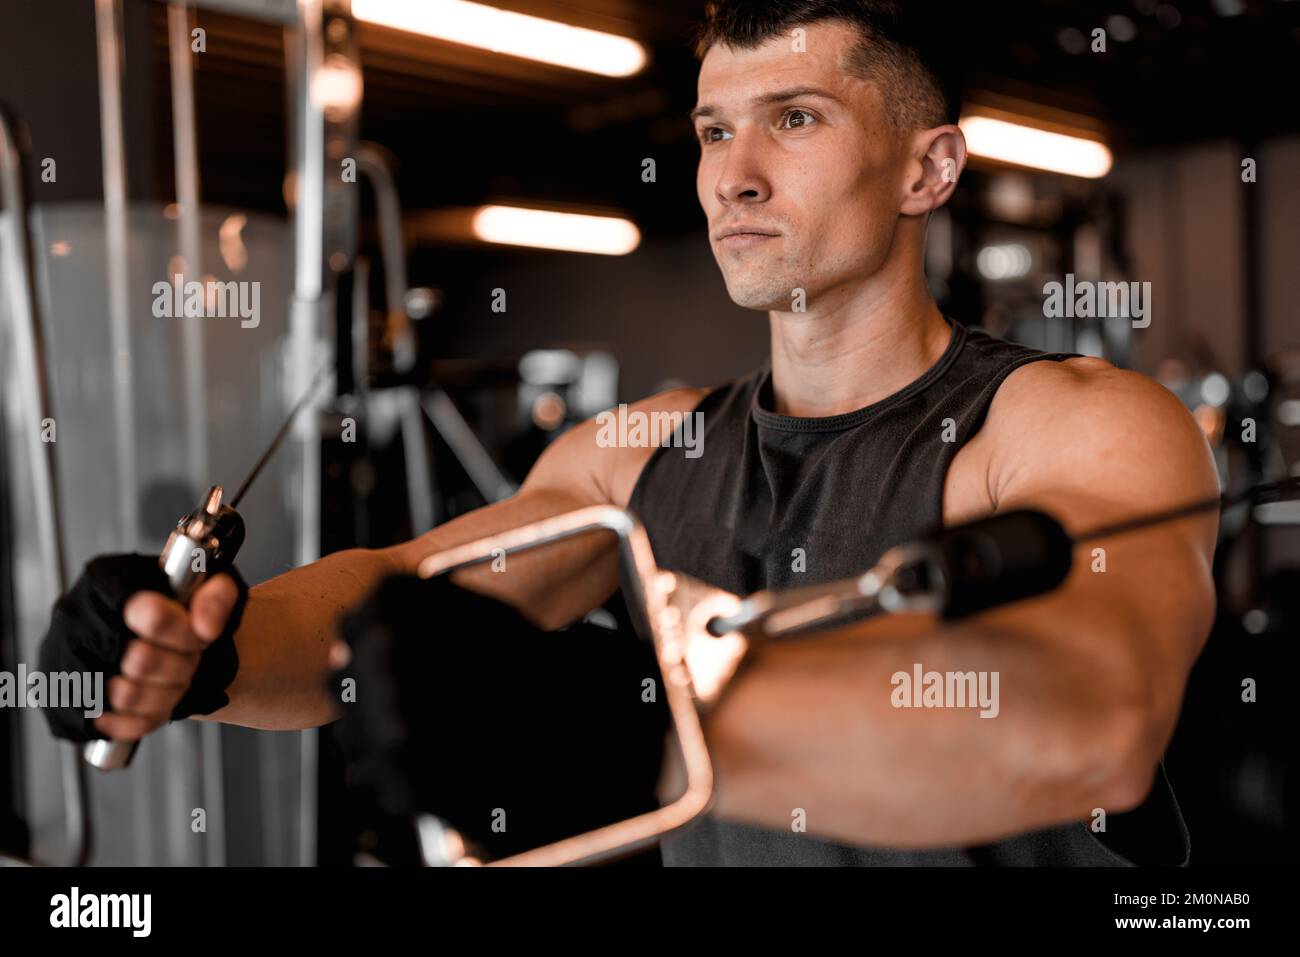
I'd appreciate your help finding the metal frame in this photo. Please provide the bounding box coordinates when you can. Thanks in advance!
[94,0,139,551]
[165,0,227,867]
[0,106,90,867]
[284,0,333,869]
[354,144,436,532]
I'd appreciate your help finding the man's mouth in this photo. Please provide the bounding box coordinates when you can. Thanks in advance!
[716,226,781,249]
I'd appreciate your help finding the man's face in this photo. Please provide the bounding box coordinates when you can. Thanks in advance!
[693,21,911,312]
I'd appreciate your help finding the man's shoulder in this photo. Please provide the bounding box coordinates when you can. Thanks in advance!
[622,385,713,417]
[990,354,1185,431]
[996,352,1123,394]
[981,354,1217,512]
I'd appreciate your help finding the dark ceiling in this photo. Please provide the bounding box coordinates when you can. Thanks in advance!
[119,0,1300,241]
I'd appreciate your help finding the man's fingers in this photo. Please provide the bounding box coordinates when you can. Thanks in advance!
[119,638,197,687]
[189,574,239,644]
[107,675,182,720]
[123,591,203,654]
[93,711,166,742]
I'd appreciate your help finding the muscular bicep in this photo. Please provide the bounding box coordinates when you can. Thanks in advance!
[984,359,1219,743]
[383,429,621,628]
[382,386,708,628]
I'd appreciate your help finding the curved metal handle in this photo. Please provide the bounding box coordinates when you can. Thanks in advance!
[414,506,716,866]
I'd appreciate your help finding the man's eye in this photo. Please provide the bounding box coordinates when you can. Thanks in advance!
[700,127,732,144]
[782,109,817,130]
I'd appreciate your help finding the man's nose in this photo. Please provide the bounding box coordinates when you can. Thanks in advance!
[714,131,771,206]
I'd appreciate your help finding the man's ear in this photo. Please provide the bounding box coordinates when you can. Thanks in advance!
[900,125,967,216]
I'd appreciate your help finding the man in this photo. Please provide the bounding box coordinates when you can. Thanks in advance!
[42,1,1217,865]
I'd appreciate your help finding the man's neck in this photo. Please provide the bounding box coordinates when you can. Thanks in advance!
[767,272,952,418]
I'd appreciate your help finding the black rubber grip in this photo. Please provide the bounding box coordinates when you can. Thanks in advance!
[932,509,1074,619]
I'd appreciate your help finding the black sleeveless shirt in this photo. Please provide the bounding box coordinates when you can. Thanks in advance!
[628,319,1190,866]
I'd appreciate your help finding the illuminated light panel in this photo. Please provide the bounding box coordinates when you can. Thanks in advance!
[960,115,1113,179]
[471,205,640,255]
[352,0,648,77]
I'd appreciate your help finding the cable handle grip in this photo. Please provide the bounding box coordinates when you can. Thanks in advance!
[923,509,1075,619]
[83,486,246,772]
[926,477,1300,618]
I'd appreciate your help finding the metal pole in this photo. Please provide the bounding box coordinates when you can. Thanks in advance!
[95,0,157,867]
[166,0,226,869]
[355,144,435,532]
[0,106,91,867]
[287,0,331,868]
[167,2,208,483]
[94,0,139,550]
[289,0,324,568]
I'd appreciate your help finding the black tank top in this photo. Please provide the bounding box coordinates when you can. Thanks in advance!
[628,319,1191,866]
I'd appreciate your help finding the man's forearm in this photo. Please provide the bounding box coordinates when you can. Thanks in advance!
[195,547,403,730]
[196,485,621,731]
[699,585,1169,849]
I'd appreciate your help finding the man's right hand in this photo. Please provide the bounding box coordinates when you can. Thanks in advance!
[38,555,247,743]
[101,573,240,740]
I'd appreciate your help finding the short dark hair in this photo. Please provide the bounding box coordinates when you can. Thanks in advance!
[691,0,963,131]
